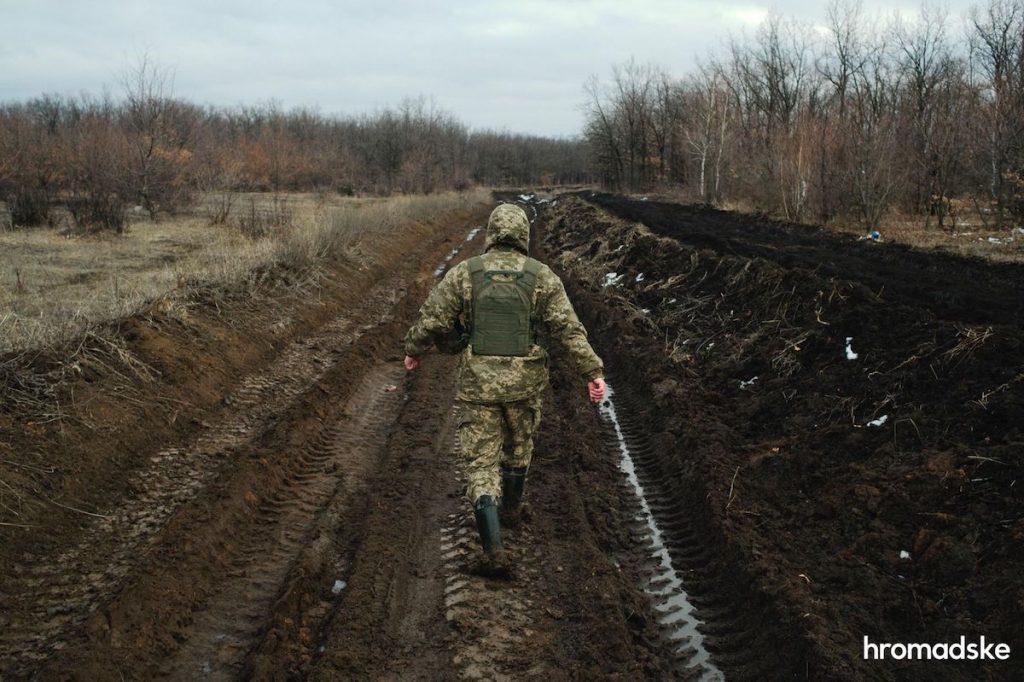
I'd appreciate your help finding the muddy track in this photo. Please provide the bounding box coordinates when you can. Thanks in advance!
[4,192,900,681]
[595,378,805,680]
[0,283,403,672]
[0,213,487,679]
[160,362,407,680]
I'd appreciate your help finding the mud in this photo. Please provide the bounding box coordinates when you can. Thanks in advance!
[543,193,1024,681]
[3,190,1018,681]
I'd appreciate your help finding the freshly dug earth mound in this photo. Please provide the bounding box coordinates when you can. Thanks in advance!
[542,194,1023,681]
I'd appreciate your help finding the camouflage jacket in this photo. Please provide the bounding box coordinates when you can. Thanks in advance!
[405,206,603,403]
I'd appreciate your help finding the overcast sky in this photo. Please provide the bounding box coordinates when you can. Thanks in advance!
[0,0,981,137]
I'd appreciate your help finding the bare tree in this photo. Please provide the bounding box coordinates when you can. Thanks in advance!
[968,0,1024,225]
[120,54,195,217]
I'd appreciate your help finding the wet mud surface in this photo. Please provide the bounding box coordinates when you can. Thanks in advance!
[544,193,1024,681]
[2,191,1020,680]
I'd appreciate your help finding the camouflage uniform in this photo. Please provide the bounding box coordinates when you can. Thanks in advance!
[405,204,603,503]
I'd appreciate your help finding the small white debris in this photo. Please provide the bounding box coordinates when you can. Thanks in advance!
[602,272,625,287]
[866,415,889,427]
[899,550,911,560]
[331,579,347,595]
[635,272,645,282]
[641,308,650,314]
[739,376,758,389]
[668,298,677,304]
[845,337,859,360]
[614,244,626,252]
[518,193,535,202]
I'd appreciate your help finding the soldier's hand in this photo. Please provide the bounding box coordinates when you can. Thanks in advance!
[588,377,606,403]
[404,355,421,371]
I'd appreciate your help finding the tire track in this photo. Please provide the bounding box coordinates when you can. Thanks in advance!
[440,422,544,681]
[0,280,405,676]
[599,378,797,681]
[160,363,407,680]
[597,380,723,681]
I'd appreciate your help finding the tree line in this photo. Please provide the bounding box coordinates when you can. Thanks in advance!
[0,59,590,232]
[584,0,1024,229]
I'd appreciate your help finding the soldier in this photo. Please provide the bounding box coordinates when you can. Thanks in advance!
[404,202,606,573]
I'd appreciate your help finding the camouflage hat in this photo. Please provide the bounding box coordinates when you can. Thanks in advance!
[486,204,530,254]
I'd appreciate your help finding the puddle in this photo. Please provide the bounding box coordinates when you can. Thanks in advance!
[433,226,483,277]
[598,382,723,681]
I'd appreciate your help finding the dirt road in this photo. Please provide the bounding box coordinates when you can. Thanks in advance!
[3,200,773,681]
[4,191,1018,681]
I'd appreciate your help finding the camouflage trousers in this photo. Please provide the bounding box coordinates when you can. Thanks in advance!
[456,394,543,503]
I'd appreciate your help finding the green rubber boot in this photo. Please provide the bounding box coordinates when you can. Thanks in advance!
[472,495,510,578]
[474,495,503,553]
[500,466,528,528]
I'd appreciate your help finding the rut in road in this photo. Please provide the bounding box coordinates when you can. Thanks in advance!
[0,279,408,676]
[160,362,407,680]
[440,424,548,681]
[594,375,802,680]
[597,380,722,681]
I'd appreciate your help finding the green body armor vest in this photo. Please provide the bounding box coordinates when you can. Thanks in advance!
[468,255,542,357]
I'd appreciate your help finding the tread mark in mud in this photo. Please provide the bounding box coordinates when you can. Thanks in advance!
[597,378,797,681]
[0,282,405,676]
[440,424,542,681]
[598,380,723,682]
[434,226,483,277]
[160,363,407,680]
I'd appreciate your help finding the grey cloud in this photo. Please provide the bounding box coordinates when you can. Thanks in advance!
[0,0,983,136]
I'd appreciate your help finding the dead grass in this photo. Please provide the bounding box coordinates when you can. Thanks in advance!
[0,189,490,354]
[808,211,1024,263]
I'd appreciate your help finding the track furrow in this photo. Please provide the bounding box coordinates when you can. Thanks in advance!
[441,424,545,681]
[0,281,405,676]
[159,363,407,680]
[596,380,723,681]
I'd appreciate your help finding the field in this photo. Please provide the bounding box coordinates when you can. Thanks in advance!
[0,191,488,353]
[1,191,1021,680]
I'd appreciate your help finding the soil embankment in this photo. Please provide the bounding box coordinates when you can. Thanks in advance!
[542,193,1023,681]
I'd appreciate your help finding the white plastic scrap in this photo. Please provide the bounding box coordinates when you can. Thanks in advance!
[866,415,889,427]
[899,550,911,560]
[641,308,651,314]
[845,337,859,361]
[739,376,759,389]
[331,579,347,595]
[603,272,626,287]
[635,272,645,282]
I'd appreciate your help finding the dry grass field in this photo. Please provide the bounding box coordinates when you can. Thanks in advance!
[0,189,489,354]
